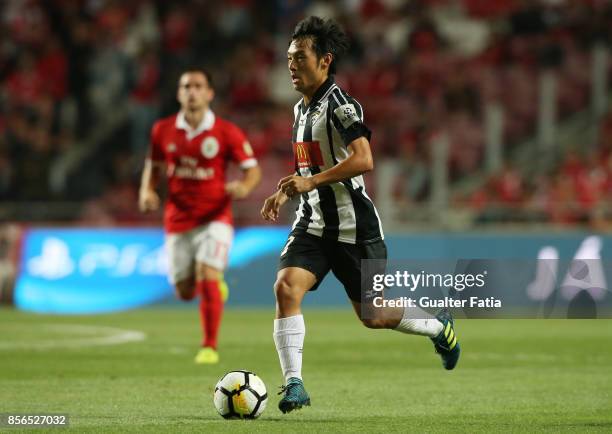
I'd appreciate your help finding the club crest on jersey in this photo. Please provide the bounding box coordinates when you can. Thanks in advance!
[334,103,359,128]
[167,143,177,152]
[201,137,219,159]
[310,110,321,123]
[293,141,323,168]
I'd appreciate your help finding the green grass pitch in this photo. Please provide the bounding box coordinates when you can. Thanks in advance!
[1,307,611,433]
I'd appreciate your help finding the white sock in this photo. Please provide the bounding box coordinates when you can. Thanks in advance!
[273,314,305,382]
[394,307,443,337]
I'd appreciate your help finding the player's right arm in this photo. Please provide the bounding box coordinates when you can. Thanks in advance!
[138,158,164,212]
[139,121,165,213]
[261,190,289,222]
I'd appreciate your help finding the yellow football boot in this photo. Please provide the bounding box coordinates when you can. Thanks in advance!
[194,347,219,365]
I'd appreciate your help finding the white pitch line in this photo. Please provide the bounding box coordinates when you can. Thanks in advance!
[0,324,146,350]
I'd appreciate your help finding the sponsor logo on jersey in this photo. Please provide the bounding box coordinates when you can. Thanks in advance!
[293,141,324,168]
[334,104,359,128]
[168,163,215,180]
[201,136,219,159]
[180,156,198,166]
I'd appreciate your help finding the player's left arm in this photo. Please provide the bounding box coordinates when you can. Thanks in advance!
[226,165,262,200]
[278,137,372,196]
[225,124,262,199]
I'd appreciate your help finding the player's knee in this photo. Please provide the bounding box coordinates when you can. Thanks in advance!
[175,288,195,301]
[274,278,300,305]
[175,279,196,301]
[360,318,387,329]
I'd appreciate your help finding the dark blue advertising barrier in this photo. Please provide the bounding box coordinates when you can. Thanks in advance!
[13,227,611,314]
[229,232,612,316]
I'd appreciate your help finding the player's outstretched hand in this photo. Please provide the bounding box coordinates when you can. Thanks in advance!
[278,175,316,197]
[139,189,160,213]
[261,191,289,222]
[225,181,249,200]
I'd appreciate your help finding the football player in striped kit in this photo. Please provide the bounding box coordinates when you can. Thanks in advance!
[261,17,460,414]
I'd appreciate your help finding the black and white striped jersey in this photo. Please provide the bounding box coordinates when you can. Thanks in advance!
[290,76,384,245]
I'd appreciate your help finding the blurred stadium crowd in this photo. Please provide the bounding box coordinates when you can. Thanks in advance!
[0,0,610,226]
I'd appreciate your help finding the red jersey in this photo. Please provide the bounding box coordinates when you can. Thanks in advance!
[149,110,257,233]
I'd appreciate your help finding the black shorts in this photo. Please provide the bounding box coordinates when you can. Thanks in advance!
[278,230,387,302]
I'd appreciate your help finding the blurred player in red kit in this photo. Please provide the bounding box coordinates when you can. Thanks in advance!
[139,68,261,364]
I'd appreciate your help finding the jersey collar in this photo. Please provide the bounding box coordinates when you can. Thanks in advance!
[176,109,216,140]
[302,76,335,110]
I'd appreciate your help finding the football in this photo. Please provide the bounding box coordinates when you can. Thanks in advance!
[213,370,268,419]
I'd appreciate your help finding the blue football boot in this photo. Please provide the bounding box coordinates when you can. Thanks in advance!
[278,377,311,413]
[430,309,461,370]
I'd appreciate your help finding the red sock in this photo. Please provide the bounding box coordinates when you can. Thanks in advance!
[197,280,223,349]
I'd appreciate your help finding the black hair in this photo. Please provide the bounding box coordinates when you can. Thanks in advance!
[180,68,214,89]
[291,16,350,75]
